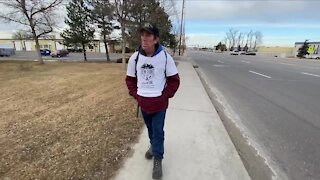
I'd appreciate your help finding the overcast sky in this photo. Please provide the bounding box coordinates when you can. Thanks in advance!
[0,0,319,47]
[175,0,320,47]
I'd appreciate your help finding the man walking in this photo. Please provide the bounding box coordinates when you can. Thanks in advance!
[125,23,180,179]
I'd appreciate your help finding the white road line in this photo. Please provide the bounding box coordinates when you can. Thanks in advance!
[241,60,251,64]
[280,62,320,70]
[306,67,320,70]
[213,64,226,67]
[301,72,320,78]
[217,60,224,64]
[249,71,272,79]
[280,63,296,66]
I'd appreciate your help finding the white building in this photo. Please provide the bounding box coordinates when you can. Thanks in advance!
[294,41,320,57]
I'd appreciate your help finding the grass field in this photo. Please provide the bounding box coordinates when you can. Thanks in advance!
[0,61,143,179]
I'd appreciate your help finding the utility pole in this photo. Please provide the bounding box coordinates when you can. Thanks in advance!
[182,11,186,54]
[179,0,185,56]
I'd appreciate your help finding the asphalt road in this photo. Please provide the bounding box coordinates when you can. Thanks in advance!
[189,50,320,180]
[0,51,124,62]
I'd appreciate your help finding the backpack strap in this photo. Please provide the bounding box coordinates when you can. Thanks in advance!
[134,52,140,77]
[164,50,168,78]
[135,52,140,118]
[134,50,168,103]
[135,50,167,78]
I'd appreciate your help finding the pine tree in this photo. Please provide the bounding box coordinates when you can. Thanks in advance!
[89,0,114,61]
[126,0,175,49]
[297,40,309,58]
[216,42,222,51]
[61,0,95,61]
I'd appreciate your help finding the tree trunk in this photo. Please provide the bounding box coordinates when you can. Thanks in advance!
[32,29,43,64]
[249,36,253,51]
[82,43,87,62]
[254,40,257,51]
[103,33,110,62]
[121,20,126,70]
[34,38,43,64]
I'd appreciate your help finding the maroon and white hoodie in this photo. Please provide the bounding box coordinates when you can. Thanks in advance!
[125,45,180,114]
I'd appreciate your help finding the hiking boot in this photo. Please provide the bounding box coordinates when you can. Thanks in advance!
[152,159,162,179]
[145,146,153,160]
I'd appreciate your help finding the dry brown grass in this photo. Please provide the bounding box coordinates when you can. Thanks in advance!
[0,61,144,179]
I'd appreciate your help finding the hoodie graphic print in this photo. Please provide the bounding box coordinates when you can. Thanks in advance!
[141,63,155,88]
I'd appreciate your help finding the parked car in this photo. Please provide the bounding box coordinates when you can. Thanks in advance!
[246,51,256,55]
[40,49,51,56]
[67,47,83,52]
[0,48,15,57]
[51,49,69,57]
[230,50,239,55]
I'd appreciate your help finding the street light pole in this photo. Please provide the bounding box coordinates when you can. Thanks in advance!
[178,0,185,56]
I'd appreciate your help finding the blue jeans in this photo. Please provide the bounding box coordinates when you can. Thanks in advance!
[141,110,166,160]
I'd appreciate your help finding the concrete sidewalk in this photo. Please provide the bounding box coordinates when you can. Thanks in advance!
[113,59,250,180]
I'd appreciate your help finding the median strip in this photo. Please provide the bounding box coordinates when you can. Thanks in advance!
[301,72,320,78]
[249,71,272,79]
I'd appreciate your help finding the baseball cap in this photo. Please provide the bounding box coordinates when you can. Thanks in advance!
[139,23,159,37]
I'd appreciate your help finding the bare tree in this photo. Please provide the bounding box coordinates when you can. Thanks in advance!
[0,0,64,64]
[241,32,246,48]
[245,31,251,49]
[247,30,254,51]
[12,30,33,40]
[253,31,263,51]
[222,37,227,47]
[225,33,232,50]
[114,0,134,69]
[237,32,243,49]
[12,29,33,51]
[167,0,180,23]
[227,28,238,50]
[223,27,263,52]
